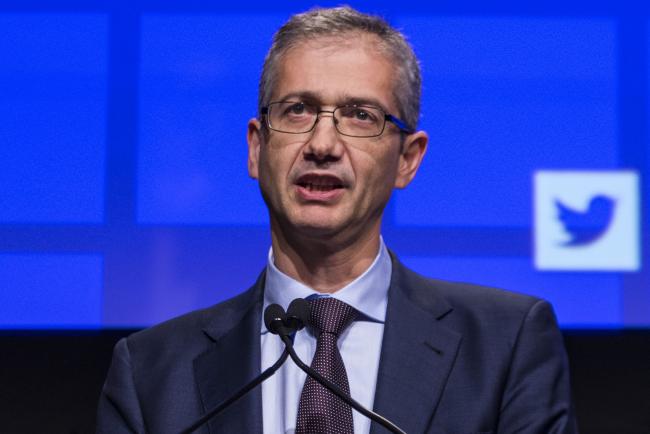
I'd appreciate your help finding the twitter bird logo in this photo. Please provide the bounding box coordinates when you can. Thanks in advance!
[535,171,639,270]
[555,195,616,246]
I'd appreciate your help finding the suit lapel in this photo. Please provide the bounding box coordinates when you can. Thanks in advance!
[371,258,462,434]
[193,273,265,434]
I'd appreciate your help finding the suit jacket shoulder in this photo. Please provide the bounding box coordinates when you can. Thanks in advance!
[371,256,577,434]
[395,260,546,333]
[127,274,263,361]
[97,272,266,434]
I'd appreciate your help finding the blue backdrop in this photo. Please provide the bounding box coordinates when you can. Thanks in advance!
[1,1,648,329]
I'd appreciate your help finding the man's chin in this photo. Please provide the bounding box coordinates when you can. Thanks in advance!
[282,213,352,241]
[292,220,343,238]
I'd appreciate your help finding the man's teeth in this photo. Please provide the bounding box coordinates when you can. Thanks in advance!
[304,182,338,191]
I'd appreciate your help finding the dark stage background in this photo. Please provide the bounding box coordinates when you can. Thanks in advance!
[1,330,648,433]
[1,1,649,432]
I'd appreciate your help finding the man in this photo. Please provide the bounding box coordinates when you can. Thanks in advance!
[98,6,577,434]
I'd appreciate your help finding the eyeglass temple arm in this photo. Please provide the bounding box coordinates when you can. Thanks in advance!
[385,114,414,134]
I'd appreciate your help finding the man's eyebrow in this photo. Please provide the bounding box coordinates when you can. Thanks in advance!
[338,96,389,113]
[272,92,391,113]
[273,91,322,104]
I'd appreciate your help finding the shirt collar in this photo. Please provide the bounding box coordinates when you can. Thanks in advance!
[261,237,392,333]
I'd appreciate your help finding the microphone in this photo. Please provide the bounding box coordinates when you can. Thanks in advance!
[279,298,406,434]
[264,303,292,336]
[286,298,310,332]
[179,303,296,434]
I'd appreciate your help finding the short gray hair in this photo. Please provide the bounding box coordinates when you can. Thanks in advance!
[258,6,421,131]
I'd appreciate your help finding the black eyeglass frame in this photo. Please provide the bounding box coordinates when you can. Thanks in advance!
[260,101,414,138]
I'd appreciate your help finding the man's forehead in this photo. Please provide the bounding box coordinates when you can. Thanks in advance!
[270,34,399,110]
[274,90,392,113]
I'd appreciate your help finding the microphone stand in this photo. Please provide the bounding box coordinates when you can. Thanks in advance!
[279,334,406,434]
[179,349,289,434]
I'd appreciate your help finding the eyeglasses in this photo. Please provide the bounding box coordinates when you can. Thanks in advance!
[260,101,413,138]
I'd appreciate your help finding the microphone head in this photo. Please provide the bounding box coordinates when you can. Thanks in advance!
[286,298,311,331]
[264,304,287,335]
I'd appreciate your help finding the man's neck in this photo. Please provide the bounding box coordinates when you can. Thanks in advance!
[270,229,381,294]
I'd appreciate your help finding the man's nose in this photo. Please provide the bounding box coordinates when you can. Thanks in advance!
[303,112,344,162]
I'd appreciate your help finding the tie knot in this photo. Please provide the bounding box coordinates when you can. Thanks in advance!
[309,298,357,336]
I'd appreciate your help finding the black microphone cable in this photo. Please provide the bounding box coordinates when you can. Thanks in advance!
[282,298,406,434]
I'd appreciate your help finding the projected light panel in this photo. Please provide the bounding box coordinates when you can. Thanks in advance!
[137,14,288,225]
[394,17,617,227]
[402,256,622,328]
[0,5,647,331]
[0,14,107,223]
[0,254,103,328]
[99,230,269,328]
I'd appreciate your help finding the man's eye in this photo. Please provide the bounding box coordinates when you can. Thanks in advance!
[290,103,304,114]
[343,107,376,123]
[354,110,370,121]
[284,102,307,116]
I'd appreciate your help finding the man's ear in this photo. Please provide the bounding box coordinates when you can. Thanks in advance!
[247,118,263,179]
[394,131,428,189]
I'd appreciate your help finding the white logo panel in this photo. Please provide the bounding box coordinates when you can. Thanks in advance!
[534,170,640,271]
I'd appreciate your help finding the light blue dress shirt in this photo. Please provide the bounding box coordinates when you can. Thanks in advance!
[261,239,392,434]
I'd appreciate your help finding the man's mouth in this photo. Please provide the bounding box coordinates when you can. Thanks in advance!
[295,174,345,192]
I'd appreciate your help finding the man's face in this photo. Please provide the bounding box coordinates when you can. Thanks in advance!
[247,35,426,243]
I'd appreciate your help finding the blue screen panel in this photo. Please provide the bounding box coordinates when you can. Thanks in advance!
[402,256,621,328]
[100,229,269,327]
[0,254,103,328]
[137,14,289,225]
[394,17,617,227]
[0,14,107,223]
[0,5,646,330]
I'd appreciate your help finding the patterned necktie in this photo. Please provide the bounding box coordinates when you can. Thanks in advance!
[296,297,358,434]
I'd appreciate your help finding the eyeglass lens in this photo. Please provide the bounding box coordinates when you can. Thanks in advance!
[267,102,385,137]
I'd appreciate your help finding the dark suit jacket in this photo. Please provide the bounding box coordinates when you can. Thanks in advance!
[97,255,578,434]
